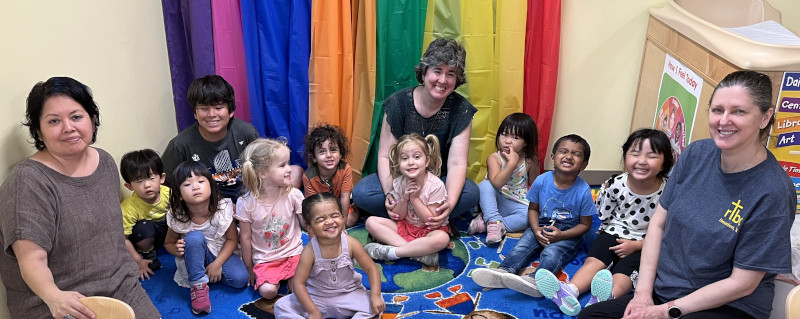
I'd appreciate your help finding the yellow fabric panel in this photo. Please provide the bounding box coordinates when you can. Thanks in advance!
[459,1,495,182]
[309,0,355,138]
[349,0,377,180]
[487,0,527,181]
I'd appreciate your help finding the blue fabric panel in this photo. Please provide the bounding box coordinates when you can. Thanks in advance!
[241,0,310,167]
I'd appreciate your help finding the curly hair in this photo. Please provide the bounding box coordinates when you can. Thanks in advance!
[303,123,350,167]
[414,38,467,89]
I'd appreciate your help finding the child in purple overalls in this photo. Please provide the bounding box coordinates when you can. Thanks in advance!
[274,193,385,318]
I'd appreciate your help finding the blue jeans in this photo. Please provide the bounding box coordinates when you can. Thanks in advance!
[478,180,529,232]
[498,219,583,277]
[184,231,249,288]
[352,173,479,219]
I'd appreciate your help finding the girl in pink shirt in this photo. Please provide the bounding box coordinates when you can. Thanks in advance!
[236,138,306,299]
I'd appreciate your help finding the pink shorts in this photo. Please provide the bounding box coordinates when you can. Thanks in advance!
[253,255,300,287]
[397,220,449,242]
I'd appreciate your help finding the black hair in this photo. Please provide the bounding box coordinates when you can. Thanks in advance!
[120,149,164,184]
[303,123,350,166]
[187,74,236,113]
[496,113,539,161]
[710,70,774,140]
[301,192,341,225]
[622,129,674,178]
[551,134,591,163]
[168,161,221,223]
[24,77,101,150]
[415,38,467,89]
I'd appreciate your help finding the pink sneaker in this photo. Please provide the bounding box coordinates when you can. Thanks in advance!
[468,213,486,235]
[190,283,211,314]
[485,221,506,245]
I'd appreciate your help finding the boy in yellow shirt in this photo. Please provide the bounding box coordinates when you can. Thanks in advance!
[120,149,170,280]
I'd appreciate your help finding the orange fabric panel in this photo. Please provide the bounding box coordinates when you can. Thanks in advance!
[349,0,376,179]
[309,0,355,136]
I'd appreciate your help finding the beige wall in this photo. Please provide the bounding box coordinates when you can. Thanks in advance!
[0,1,798,318]
[549,0,800,174]
[0,2,174,318]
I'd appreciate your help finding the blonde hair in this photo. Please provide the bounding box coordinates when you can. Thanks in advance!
[388,133,441,178]
[240,138,292,198]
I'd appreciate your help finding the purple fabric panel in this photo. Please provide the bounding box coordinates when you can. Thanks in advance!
[162,0,216,131]
[211,0,251,122]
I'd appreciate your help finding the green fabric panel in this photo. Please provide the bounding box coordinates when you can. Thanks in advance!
[431,0,461,39]
[362,0,428,175]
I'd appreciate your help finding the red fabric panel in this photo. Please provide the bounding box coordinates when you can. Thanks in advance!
[524,0,561,173]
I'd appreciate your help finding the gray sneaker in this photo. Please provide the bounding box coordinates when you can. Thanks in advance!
[472,268,509,289]
[410,252,439,266]
[501,273,544,297]
[364,243,393,261]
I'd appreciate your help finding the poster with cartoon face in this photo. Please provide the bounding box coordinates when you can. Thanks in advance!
[653,54,702,163]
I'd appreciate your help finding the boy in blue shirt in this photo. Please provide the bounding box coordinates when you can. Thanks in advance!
[120,149,171,280]
[472,134,595,306]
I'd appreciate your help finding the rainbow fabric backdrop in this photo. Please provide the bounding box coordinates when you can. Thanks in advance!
[162,0,560,182]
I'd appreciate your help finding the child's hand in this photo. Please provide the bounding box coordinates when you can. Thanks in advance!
[541,226,562,242]
[371,294,386,316]
[206,262,223,283]
[610,239,638,259]
[308,312,323,319]
[246,267,257,288]
[404,180,420,198]
[175,239,186,257]
[534,228,550,246]
[136,259,155,280]
[502,147,520,164]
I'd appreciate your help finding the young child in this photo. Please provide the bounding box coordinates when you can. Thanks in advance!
[303,123,359,227]
[363,133,450,267]
[471,134,595,299]
[472,113,540,245]
[534,129,673,315]
[164,161,249,315]
[119,149,170,280]
[236,138,306,300]
[274,193,386,318]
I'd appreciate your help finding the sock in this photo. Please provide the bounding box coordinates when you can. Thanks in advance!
[387,247,399,260]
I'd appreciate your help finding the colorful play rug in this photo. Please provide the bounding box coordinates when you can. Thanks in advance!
[142,215,602,318]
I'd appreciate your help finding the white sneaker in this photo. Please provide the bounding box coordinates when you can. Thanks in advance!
[472,267,509,289]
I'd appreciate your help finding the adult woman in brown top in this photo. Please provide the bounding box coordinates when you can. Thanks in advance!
[0,77,159,319]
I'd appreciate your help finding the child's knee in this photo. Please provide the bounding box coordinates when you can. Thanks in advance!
[227,271,249,289]
[259,283,279,299]
[184,231,205,246]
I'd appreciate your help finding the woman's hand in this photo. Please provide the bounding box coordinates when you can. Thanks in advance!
[385,192,400,220]
[622,303,669,319]
[610,239,640,258]
[136,259,155,280]
[44,290,95,319]
[175,238,186,257]
[206,262,223,283]
[623,293,655,318]
[427,200,451,228]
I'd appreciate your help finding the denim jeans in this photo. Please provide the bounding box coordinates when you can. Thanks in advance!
[478,180,529,232]
[498,218,583,276]
[352,173,479,219]
[184,231,249,288]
